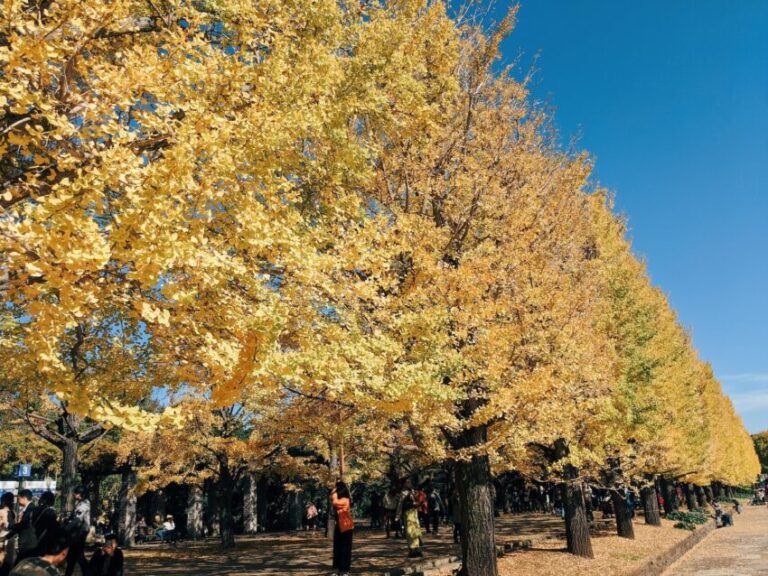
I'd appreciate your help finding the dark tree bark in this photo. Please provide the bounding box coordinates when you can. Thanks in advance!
[118,468,137,547]
[659,477,676,514]
[87,475,101,518]
[148,489,166,524]
[288,490,304,531]
[641,486,661,526]
[560,480,593,558]
[712,482,724,499]
[243,474,258,535]
[205,479,219,537]
[326,445,338,540]
[609,489,635,539]
[553,440,593,558]
[186,485,204,540]
[695,485,707,507]
[218,468,236,548]
[705,485,715,503]
[684,484,698,510]
[61,439,79,513]
[454,424,498,576]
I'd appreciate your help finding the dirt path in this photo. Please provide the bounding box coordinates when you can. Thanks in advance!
[664,504,768,576]
[126,513,564,575]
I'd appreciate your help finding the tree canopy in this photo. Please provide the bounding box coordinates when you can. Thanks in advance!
[0,0,759,570]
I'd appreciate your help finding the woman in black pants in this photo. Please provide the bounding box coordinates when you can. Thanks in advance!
[330,481,354,576]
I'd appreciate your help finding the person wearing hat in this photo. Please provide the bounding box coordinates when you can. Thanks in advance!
[9,527,70,576]
[63,486,91,576]
[87,533,123,576]
[156,514,176,544]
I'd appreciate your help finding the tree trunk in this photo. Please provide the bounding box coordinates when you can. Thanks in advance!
[327,445,338,540]
[286,489,303,531]
[695,485,707,507]
[609,489,635,539]
[560,480,593,558]
[684,484,698,510]
[117,468,137,548]
[243,474,258,535]
[205,480,220,537]
[705,485,715,503]
[641,486,661,526]
[88,475,101,519]
[553,439,593,559]
[725,485,733,498]
[659,477,676,514]
[147,489,166,528]
[218,469,236,548]
[455,449,497,576]
[60,439,79,514]
[713,482,724,499]
[186,485,204,540]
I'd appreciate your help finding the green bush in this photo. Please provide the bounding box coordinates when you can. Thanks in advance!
[667,509,709,529]
[673,521,697,531]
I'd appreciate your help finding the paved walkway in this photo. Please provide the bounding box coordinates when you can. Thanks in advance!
[665,504,768,576]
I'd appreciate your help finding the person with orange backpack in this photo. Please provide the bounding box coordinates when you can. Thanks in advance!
[330,481,354,576]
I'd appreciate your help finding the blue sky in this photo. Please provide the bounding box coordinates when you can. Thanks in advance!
[483,0,767,432]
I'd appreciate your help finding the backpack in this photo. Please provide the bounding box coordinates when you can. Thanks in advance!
[337,508,354,533]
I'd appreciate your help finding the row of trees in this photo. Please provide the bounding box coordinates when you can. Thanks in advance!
[1,1,760,574]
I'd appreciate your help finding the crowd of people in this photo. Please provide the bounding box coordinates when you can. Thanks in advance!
[323,477,462,576]
[1,475,763,576]
[0,486,123,576]
[320,476,768,576]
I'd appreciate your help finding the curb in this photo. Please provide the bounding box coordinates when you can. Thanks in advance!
[382,538,536,575]
[625,521,716,576]
[383,555,462,576]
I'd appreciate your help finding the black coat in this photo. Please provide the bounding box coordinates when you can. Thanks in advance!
[31,506,59,556]
[88,548,124,576]
[6,504,37,555]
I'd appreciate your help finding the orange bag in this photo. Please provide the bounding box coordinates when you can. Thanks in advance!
[337,508,354,533]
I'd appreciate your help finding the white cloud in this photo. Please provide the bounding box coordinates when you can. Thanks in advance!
[730,391,768,413]
[720,373,768,382]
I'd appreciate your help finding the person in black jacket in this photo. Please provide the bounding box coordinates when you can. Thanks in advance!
[2,490,37,562]
[87,534,123,576]
[26,492,58,561]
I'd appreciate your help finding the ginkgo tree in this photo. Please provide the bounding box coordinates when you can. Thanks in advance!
[1,0,760,570]
[346,6,617,572]
[0,0,437,510]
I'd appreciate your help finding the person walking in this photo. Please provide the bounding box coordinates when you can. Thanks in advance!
[3,489,37,563]
[304,502,318,532]
[416,485,428,534]
[427,486,443,535]
[451,488,462,544]
[63,485,91,576]
[28,493,58,561]
[369,491,382,529]
[382,487,400,539]
[0,493,17,576]
[330,481,354,576]
[399,479,422,558]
